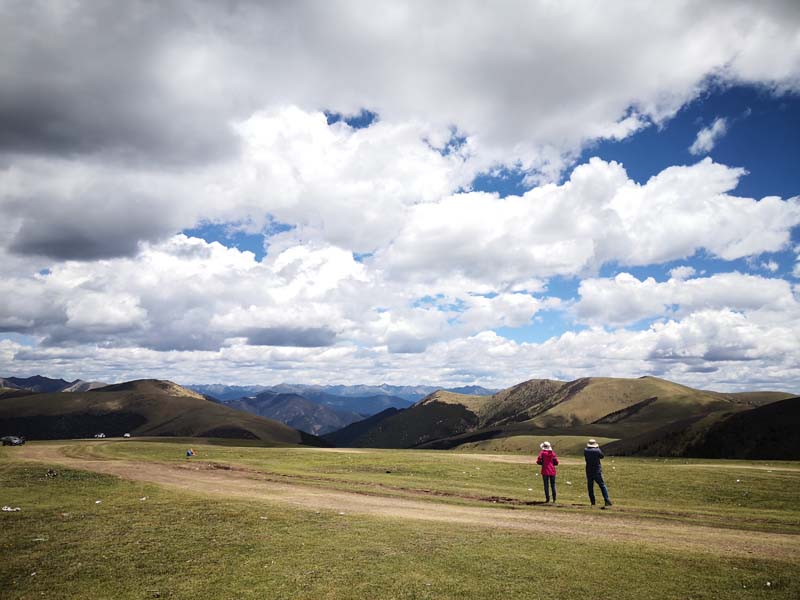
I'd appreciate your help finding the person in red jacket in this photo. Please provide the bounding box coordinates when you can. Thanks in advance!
[536,441,559,503]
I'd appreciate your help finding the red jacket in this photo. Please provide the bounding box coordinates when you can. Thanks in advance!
[536,449,559,476]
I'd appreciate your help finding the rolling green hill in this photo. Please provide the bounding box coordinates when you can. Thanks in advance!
[0,379,326,446]
[605,396,800,459]
[330,376,794,454]
[326,396,480,448]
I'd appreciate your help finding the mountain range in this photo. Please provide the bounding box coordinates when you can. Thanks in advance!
[323,376,798,459]
[3,374,797,458]
[186,382,496,435]
[187,382,498,404]
[224,392,364,436]
[0,375,108,394]
[3,376,496,437]
[3,376,495,437]
[0,378,326,446]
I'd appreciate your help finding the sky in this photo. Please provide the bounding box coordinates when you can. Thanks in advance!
[1,1,799,391]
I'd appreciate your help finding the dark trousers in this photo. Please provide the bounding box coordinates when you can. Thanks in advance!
[586,470,611,505]
[542,475,556,502]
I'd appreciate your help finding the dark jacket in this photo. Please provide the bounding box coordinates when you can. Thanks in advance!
[584,446,604,473]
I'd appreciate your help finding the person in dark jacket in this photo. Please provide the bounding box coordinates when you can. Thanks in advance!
[584,439,612,507]
[536,441,559,503]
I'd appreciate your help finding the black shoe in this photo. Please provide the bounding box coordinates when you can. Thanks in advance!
[604,501,613,507]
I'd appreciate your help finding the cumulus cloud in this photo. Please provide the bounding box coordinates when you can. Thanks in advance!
[669,266,696,280]
[0,108,473,260]
[575,272,799,326]
[689,117,729,155]
[381,158,800,284]
[2,1,799,170]
[0,235,548,355]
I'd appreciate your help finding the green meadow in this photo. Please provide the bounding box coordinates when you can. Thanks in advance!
[1,440,799,599]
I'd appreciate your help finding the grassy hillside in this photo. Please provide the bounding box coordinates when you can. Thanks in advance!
[0,375,73,393]
[323,407,403,446]
[480,378,566,425]
[607,396,800,459]
[331,375,794,455]
[337,397,480,448]
[0,379,326,446]
[521,376,726,427]
[331,386,557,448]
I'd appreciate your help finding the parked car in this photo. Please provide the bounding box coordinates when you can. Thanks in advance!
[123,433,131,438]
[94,433,106,439]
[1,435,25,446]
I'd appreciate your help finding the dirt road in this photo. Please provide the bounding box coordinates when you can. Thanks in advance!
[17,444,800,561]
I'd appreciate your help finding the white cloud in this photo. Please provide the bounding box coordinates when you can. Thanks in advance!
[0,235,551,356]
[689,117,729,155]
[4,307,798,392]
[669,266,696,280]
[0,108,474,259]
[575,272,799,326]
[761,260,779,273]
[9,112,795,290]
[3,3,800,174]
[65,293,147,331]
[381,158,800,285]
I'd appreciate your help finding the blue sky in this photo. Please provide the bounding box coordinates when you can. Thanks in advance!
[1,3,799,390]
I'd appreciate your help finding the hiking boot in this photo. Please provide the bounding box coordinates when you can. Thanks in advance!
[604,501,613,507]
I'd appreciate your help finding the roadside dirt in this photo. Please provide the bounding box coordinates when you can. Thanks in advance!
[17,444,800,561]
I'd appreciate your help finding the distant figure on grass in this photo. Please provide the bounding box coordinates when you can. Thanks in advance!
[186,448,195,457]
[536,441,559,503]
[584,439,612,508]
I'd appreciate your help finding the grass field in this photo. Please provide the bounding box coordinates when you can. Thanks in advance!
[2,440,799,599]
[450,434,620,455]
